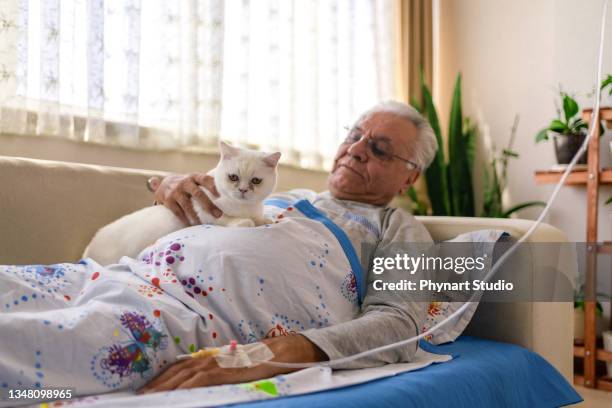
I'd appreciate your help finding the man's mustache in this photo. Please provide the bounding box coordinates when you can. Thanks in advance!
[334,162,366,180]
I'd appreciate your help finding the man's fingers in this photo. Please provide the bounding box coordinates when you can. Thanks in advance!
[194,174,220,197]
[189,185,222,219]
[175,193,200,225]
[166,201,190,227]
[154,174,183,204]
[175,371,212,389]
[144,368,195,393]
[141,360,192,392]
[152,172,222,222]
[144,366,198,393]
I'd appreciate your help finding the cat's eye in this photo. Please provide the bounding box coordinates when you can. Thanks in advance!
[251,177,262,185]
[228,174,239,182]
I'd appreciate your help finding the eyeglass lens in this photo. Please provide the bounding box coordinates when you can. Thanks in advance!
[345,130,394,161]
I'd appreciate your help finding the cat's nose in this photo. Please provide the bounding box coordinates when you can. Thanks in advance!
[239,188,248,193]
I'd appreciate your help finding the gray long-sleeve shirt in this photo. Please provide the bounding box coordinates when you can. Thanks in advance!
[269,190,434,369]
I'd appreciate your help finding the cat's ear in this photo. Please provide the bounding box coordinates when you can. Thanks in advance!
[219,141,239,160]
[262,152,281,168]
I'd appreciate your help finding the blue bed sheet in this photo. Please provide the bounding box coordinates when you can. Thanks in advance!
[230,336,582,408]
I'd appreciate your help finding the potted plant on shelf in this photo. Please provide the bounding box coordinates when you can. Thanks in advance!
[573,283,606,340]
[535,92,587,164]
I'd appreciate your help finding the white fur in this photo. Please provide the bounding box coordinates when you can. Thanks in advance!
[83,142,281,265]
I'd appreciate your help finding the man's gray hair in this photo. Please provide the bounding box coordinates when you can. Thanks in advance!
[354,100,438,171]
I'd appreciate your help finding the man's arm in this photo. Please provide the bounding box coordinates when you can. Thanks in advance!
[141,333,326,393]
[301,302,424,369]
[303,209,433,369]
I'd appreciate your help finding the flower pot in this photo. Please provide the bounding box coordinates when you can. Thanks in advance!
[553,133,587,164]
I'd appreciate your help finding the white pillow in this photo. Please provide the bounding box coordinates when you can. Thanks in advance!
[421,229,510,345]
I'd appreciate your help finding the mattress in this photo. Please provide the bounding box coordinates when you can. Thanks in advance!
[234,336,582,408]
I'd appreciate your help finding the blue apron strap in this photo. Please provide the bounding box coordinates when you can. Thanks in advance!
[292,199,365,305]
[263,198,291,209]
[264,197,365,304]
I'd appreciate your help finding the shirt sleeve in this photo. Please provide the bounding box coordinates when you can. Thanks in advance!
[301,208,434,369]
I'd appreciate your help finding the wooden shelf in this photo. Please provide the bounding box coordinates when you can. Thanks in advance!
[598,242,612,255]
[582,106,612,125]
[558,108,612,390]
[574,375,612,391]
[534,168,612,185]
[574,345,612,362]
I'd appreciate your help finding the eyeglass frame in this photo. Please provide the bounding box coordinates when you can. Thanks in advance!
[342,125,420,171]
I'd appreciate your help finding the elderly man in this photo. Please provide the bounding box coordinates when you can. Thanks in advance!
[142,101,439,392]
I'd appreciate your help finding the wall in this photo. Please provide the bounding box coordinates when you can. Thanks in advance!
[438,0,612,239]
[0,133,329,193]
[437,0,612,316]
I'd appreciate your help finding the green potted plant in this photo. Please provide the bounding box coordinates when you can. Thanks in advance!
[406,75,545,218]
[535,91,587,164]
[574,283,606,340]
[409,72,476,216]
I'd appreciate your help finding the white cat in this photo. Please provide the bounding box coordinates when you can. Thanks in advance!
[83,141,281,265]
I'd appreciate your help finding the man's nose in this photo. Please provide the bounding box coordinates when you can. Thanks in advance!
[346,135,369,162]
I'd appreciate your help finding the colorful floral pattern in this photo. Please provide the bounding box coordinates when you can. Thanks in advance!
[92,311,168,388]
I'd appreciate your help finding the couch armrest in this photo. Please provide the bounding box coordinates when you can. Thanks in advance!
[416,216,573,381]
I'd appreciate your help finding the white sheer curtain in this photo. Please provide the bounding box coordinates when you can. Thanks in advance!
[0,0,397,169]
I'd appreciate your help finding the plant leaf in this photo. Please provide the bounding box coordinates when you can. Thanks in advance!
[572,122,588,131]
[407,186,418,201]
[569,117,585,128]
[502,201,546,218]
[447,73,475,216]
[549,119,568,133]
[410,95,422,114]
[535,128,549,143]
[562,93,579,122]
[463,117,477,173]
[600,74,612,95]
[606,197,612,205]
[420,70,451,215]
[406,186,428,215]
[502,149,519,158]
[481,158,503,217]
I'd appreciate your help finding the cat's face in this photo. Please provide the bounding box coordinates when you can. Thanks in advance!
[214,142,281,203]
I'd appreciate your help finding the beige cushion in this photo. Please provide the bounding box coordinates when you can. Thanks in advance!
[0,156,167,264]
[0,155,572,380]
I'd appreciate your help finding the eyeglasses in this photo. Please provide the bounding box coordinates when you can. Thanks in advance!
[343,126,420,171]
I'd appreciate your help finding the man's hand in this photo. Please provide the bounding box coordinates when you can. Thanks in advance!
[153,173,222,226]
[140,334,327,393]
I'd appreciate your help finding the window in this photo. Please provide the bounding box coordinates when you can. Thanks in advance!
[0,0,398,169]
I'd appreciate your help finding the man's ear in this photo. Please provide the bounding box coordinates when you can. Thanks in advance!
[398,171,420,195]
